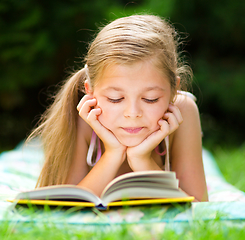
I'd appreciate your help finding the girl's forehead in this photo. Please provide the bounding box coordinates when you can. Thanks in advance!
[94,61,171,91]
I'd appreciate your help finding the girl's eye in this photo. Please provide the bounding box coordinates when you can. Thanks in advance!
[143,98,159,103]
[108,97,124,103]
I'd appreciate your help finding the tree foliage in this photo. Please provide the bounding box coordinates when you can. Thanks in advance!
[0,0,244,149]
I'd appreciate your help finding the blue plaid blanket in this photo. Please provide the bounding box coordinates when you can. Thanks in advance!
[1,139,245,229]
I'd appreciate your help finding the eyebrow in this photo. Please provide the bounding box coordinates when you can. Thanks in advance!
[103,86,165,92]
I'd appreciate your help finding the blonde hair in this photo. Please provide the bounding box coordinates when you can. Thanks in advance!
[32,14,192,187]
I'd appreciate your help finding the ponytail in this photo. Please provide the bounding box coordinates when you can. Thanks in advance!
[32,68,87,187]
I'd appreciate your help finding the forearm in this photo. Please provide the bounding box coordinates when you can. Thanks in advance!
[77,150,125,197]
[178,174,208,202]
[127,157,162,172]
[178,187,207,202]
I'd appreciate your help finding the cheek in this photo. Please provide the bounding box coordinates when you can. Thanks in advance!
[147,105,168,127]
[97,103,118,129]
[149,105,167,119]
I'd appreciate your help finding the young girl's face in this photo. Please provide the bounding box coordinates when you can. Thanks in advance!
[92,61,173,147]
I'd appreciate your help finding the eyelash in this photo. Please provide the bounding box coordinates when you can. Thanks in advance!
[108,98,124,103]
[143,98,159,103]
[107,98,159,103]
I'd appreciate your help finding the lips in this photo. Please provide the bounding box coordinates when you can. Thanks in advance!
[122,127,143,134]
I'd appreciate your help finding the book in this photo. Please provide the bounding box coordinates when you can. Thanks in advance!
[10,171,194,210]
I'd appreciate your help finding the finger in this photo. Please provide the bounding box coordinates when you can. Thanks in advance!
[77,95,94,111]
[87,108,102,123]
[85,108,105,135]
[157,119,170,138]
[163,112,180,134]
[86,108,114,141]
[78,99,97,121]
[138,120,169,151]
[168,104,183,124]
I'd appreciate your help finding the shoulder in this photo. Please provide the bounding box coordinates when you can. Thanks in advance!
[169,91,202,147]
[174,91,200,121]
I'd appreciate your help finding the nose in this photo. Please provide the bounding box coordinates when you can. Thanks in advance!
[123,101,142,118]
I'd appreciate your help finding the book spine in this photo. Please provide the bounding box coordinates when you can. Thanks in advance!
[95,203,108,210]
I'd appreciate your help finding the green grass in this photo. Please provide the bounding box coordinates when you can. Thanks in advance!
[213,143,245,192]
[1,217,245,240]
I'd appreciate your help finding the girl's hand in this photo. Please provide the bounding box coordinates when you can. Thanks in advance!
[77,95,127,154]
[126,103,183,171]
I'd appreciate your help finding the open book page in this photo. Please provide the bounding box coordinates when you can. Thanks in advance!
[16,185,102,206]
[101,171,177,198]
[12,171,192,208]
[103,179,179,197]
[99,171,186,205]
[101,187,188,206]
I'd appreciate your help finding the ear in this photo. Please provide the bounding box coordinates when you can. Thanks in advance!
[176,76,180,89]
[84,80,93,95]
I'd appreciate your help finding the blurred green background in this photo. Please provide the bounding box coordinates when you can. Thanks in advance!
[0,0,245,151]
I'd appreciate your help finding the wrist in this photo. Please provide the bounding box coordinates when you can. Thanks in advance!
[104,147,126,164]
[127,156,161,171]
[126,149,151,165]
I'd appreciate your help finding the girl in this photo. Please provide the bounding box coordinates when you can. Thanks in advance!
[31,15,208,202]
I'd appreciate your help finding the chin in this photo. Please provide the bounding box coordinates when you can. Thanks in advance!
[117,137,145,147]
